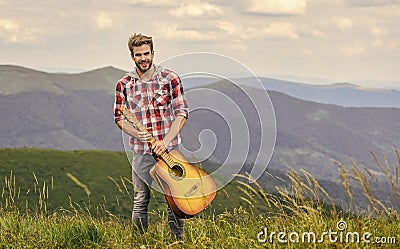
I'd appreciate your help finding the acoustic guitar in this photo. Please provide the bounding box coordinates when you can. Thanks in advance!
[119,106,216,218]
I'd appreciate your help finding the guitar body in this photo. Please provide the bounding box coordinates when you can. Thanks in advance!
[150,150,216,218]
[118,106,216,219]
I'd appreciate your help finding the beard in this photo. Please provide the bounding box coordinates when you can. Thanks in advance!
[135,58,153,74]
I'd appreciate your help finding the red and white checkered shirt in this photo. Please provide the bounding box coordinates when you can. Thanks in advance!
[114,65,189,155]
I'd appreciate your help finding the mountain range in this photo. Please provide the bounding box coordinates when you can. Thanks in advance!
[1,65,399,184]
[238,77,400,108]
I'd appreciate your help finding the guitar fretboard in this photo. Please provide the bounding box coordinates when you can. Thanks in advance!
[119,106,176,168]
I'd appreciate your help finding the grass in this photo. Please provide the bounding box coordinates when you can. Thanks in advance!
[0,148,399,248]
[0,148,249,217]
[1,206,398,248]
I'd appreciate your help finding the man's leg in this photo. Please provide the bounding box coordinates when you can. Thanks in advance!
[132,152,185,238]
[131,153,154,231]
[167,206,184,239]
[132,169,151,231]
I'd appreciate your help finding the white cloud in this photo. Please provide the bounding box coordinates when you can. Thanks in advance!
[123,0,179,7]
[339,43,366,56]
[302,49,313,56]
[334,17,353,31]
[157,20,300,44]
[170,2,223,17]
[229,42,249,50]
[243,0,308,15]
[261,22,299,39]
[0,0,398,84]
[216,21,299,40]
[309,0,343,3]
[387,40,400,50]
[344,0,399,7]
[94,12,113,29]
[0,19,36,43]
[309,29,326,38]
[371,25,387,36]
[373,38,400,51]
[158,23,217,41]
[373,39,384,47]
[216,21,249,39]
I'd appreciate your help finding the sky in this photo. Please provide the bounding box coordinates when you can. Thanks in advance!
[0,0,399,89]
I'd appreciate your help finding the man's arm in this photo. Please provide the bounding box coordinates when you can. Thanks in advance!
[117,115,186,156]
[114,77,153,144]
[116,120,138,138]
[116,120,153,143]
[151,115,187,156]
[150,74,189,156]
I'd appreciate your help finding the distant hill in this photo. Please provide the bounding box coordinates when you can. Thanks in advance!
[235,77,400,108]
[183,75,400,108]
[0,65,125,95]
[0,65,125,151]
[1,65,399,183]
[185,80,400,181]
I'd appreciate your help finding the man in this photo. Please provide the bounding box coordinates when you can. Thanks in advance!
[113,33,188,240]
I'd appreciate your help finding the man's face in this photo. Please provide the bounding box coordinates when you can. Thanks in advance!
[131,44,154,74]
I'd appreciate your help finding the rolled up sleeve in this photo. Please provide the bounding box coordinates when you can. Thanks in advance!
[113,80,126,124]
[170,76,189,119]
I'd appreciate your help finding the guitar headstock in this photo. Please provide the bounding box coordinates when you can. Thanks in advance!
[118,105,146,131]
[118,105,136,123]
[118,105,152,138]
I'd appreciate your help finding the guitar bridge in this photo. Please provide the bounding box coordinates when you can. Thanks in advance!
[184,182,200,197]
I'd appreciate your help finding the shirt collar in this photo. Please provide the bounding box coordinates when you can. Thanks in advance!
[127,64,163,80]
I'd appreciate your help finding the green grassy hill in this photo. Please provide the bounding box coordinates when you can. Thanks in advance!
[1,149,399,248]
[0,148,250,218]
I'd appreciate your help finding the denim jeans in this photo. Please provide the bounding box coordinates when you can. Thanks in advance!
[131,152,184,238]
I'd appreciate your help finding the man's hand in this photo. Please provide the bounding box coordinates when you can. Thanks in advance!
[137,130,168,156]
[137,131,152,142]
[152,140,167,156]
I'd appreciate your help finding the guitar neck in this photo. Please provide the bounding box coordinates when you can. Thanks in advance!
[120,106,174,167]
[130,118,157,145]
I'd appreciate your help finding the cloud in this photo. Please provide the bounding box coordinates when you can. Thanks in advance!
[157,23,217,41]
[371,25,387,36]
[261,22,299,39]
[94,12,113,29]
[334,17,353,31]
[157,20,299,43]
[308,29,326,38]
[216,21,299,40]
[373,39,384,47]
[123,0,179,7]
[344,0,399,7]
[339,43,366,56]
[0,0,398,84]
[242,0,308,15]
[215,21,248,39]
[170,2,223,17]
[0,19,37,43]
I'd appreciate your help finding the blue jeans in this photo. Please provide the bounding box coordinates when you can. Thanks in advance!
[131,152,184,238]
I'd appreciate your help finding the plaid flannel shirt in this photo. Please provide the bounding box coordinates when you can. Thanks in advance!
[114,65,189,155]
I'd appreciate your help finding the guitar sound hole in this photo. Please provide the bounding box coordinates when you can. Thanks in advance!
[170,165,184,178]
